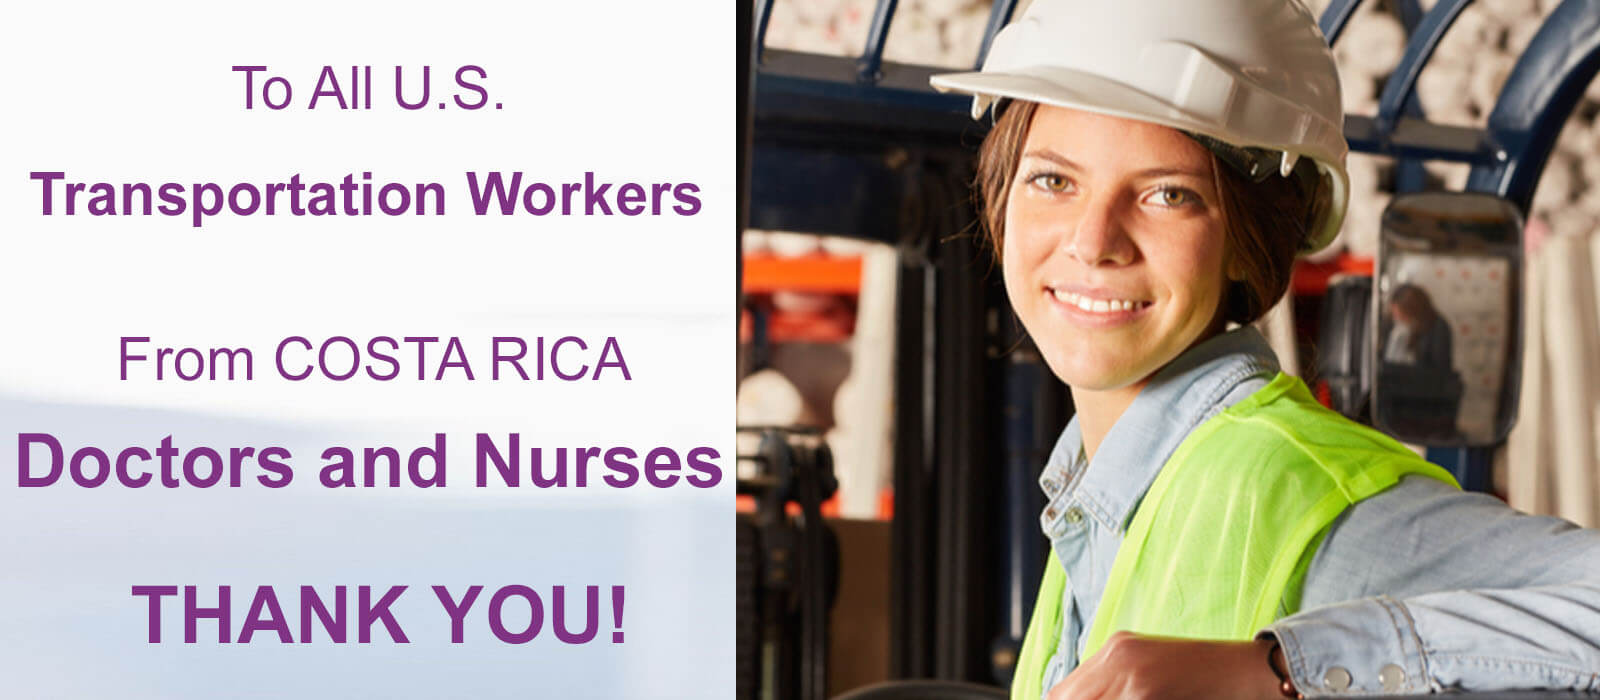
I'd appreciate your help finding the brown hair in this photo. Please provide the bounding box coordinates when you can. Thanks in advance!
[1390,284,1440,351]
[975,100,1322,326]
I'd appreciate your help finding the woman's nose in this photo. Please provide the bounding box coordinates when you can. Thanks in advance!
[1063,194,1134,266]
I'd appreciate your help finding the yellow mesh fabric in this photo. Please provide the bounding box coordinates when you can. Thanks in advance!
[1013,558,1066,700]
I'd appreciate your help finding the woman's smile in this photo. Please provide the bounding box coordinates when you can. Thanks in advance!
[1044,285,1153,326]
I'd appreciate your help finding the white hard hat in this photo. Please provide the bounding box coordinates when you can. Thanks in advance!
[931,0,1350,253]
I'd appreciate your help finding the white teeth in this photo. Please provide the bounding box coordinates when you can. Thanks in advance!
[1051,289,1143,314]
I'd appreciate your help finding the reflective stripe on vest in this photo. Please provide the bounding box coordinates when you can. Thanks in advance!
[1011,373,1458,700]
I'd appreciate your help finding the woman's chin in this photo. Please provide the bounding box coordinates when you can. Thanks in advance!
[1041,353,1152,393]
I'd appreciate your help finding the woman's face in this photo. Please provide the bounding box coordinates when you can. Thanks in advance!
[1389,300,1412,326]
[1003,104,1231,392]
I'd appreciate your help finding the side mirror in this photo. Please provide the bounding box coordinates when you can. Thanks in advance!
[1372,192,1523,447]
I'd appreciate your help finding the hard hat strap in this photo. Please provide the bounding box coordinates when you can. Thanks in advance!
[1183,131,1281,183]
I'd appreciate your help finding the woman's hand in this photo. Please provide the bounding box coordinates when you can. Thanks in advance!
[1045,632,1286,700]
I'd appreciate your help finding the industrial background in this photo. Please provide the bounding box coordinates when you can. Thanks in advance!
[735,1,1600,697]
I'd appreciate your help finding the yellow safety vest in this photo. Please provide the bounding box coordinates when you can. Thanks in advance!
[1012,373,1458,700]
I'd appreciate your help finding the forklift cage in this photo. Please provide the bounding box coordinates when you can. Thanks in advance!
[738,0,1600,690]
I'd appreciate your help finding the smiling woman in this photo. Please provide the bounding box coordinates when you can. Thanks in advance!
[978,100,1323,459]
[925,0,1600,699]
[998,106,1231,450]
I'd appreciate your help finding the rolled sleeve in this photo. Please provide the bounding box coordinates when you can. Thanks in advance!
[1265,596,1432,696]
[1269,475,1600,694]
[1405,584,1600,693]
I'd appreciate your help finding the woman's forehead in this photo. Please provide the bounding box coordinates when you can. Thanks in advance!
[1021,104,1212,177]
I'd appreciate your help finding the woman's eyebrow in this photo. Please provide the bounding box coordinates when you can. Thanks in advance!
[1020,149,1080,170]
[1020,150,1208,181]
[1134,166,1210,180]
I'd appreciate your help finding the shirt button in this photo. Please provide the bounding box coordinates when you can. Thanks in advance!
[1323,666,1352,692]
[1379,664,1406,692]
[1040,509,1067,538]
[1041,477,1063,496]
[1065,507,1085,525]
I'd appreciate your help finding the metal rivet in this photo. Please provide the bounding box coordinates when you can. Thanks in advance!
[1323,666,1351,692]
[1065,507,1085,525]
[1044,507,1059,521]
[1042,477,1062,496]
[1379,664,1406,692]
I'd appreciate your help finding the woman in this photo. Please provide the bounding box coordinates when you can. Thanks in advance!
[930,0,1600,698]
[1381,284,1462,439]
[1384,284,1454,368]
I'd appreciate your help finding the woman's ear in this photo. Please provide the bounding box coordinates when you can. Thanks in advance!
[1225,255,1246,283]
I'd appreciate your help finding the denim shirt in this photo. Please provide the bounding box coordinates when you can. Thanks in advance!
[1035,326,1600,697]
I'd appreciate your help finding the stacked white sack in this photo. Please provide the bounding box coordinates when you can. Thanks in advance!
[738,368,818,428]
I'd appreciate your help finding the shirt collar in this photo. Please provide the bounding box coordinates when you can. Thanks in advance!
[1040,326,1281,534]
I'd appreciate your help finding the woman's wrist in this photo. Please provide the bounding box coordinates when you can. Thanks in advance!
[1265,637,1304,699]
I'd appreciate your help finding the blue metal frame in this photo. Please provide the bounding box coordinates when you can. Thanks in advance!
[1444,0,1600,492]
[1370,0,1463,194]
[1396,0,1427,34]
[753,0,774,64]
[1427,446,1495,493]
[858,0,901,83]
[1467,0,1600,210]
[975,0,1021,68]
[1375,0,1473,132]
[1318,0,1365,43]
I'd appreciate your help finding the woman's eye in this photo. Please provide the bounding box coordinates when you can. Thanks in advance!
[1029,173,1072,192]
[1149,186,1200,208]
